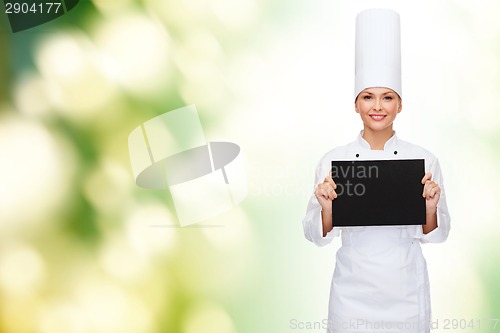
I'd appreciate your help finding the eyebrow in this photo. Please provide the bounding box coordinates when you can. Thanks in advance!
[362,91,395,95]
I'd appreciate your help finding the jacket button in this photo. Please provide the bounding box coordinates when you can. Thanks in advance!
[394,151,398,155]
[356,153,359,158]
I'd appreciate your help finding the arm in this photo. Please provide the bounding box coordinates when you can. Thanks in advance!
[420,158,451,242]
[316,173,337,236]
[302,163,340,246]
[421,172,439,234]
[321,209,333,237]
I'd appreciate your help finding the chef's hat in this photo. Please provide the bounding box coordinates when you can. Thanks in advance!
[354,8,402,99]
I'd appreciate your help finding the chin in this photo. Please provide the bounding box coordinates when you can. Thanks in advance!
[364,123,394,132]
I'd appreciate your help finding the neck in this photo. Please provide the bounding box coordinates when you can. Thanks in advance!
[362,126,394,150]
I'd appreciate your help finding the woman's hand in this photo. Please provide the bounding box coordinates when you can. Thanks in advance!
[421,172,440,214]
[421,173,440,234]
[315,172,337,212]
[315,173,337,236]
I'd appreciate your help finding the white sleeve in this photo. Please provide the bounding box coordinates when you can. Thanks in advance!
[419,158,451,243]
[302,159,340,247]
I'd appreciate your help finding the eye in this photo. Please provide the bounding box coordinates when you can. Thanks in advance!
[363,95,372,100]
[383,96,393,101]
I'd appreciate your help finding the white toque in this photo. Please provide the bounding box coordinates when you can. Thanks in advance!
[354,8,402,99]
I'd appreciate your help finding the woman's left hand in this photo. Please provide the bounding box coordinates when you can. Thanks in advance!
[421,172,440,214]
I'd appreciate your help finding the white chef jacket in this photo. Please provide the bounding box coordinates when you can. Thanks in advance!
[302,132,451,333]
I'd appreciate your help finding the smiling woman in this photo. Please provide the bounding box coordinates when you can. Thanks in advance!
[355,88,402,150]
[302,8,450,333]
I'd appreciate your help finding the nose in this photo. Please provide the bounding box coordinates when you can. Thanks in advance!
[373,99,382,111]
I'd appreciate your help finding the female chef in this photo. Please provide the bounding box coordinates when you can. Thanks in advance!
[302,8,451,333]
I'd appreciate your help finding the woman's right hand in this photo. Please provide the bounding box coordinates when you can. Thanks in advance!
[314,172,337,212]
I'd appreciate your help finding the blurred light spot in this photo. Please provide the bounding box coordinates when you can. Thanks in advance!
[0,117,73,231]
[172,30,226,107]
[35,31,117,120]
[0,243,46,295]
[143,0,208,25]
[183,302,236,333]
[195,209,256,296]
[91,0,134,14]
[76,283,153,333]
[94,14,171,96]
[176,57,225,106]
[99,236,150,282]
[226,54,268,99]
[178,79,226,109]
[1,296,39,333]
[451,140,500,234]
[174,30,222,81]
[14,73,52,117]
[37,301,87,333]
[126,203,177,256]
[211,0,258,29]
[36,32,86,79]
[462,87,500,134]
[184,29,222,60]
[181,0,210,13]
[201,208,252,250]
[83,159,133,215]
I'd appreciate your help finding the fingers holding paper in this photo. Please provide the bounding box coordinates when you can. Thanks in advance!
[421,172,441,213]
[315,173,337,212]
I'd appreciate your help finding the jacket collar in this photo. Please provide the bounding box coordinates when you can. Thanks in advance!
[356,130,399,151]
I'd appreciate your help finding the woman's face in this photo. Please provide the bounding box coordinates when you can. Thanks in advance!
[355,87,402,133]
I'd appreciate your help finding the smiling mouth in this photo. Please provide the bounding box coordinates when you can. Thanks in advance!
[369,115,386,121]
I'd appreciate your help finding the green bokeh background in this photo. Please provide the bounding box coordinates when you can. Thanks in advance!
[1,0,499,332]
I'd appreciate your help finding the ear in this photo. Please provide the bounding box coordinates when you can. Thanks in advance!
[354,102,359,113]
[397,99,402,113]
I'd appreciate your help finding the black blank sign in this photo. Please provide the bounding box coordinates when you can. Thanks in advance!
[331,159,426,227]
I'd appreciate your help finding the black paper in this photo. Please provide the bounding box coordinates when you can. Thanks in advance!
[331,159,426,227]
